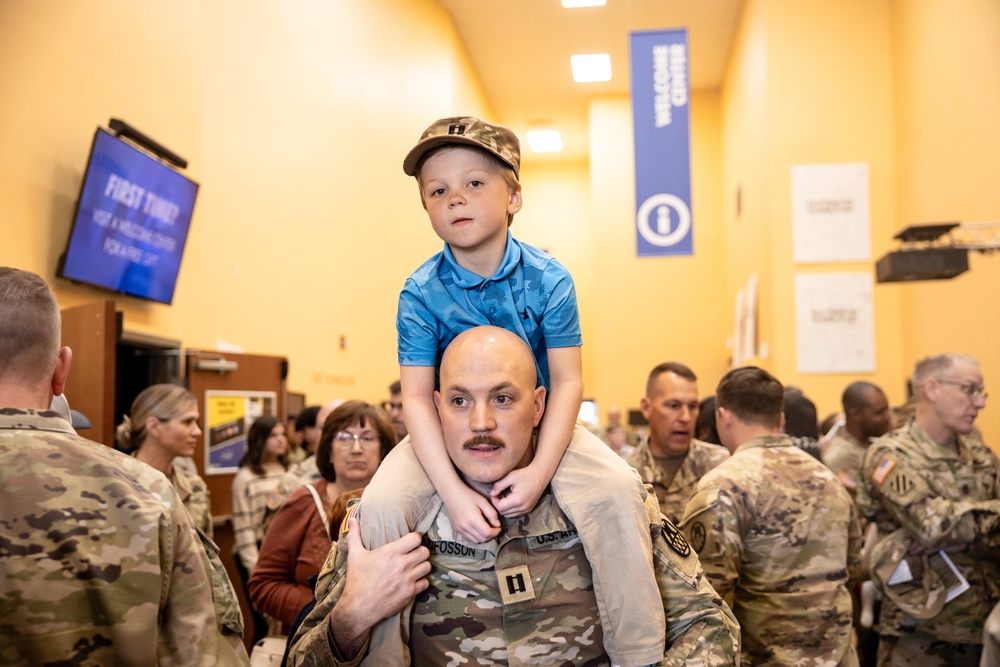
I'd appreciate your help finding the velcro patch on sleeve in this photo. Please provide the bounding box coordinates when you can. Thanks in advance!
[872,456,897,485]
[880,467,928,505]
[340,499,361,539]
[497,565,536,604]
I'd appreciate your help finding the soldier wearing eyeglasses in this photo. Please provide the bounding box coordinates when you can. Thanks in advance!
[858,354,1000,667]
[381,379,407,443]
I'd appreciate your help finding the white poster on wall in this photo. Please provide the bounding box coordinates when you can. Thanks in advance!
[795,272,875,373]
[792,162,871,263]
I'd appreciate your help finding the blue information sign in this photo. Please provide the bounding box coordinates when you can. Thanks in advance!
[629,29,693,257]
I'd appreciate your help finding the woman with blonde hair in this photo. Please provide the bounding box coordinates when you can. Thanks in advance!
[116,383,212,537]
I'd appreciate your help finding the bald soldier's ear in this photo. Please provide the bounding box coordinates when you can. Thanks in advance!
[51,347,72,398]
[532,386,546,427]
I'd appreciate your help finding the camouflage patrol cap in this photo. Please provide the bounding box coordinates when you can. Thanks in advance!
[869,528,947,620]
[403,116,520,178]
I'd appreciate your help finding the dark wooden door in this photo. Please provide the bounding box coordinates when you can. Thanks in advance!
[185,349,287,649]
[184,350,287,517]
[60,300,117,447]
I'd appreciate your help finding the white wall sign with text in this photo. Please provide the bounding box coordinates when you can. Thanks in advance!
[795,272,875,373]
[792,162,871,263]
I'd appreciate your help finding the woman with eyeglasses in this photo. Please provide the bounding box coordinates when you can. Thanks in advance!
[116,384,212,537]
[249,400,396,634]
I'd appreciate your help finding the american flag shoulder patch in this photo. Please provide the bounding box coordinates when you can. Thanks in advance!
[340,499,362,538]
[872,456,897,485]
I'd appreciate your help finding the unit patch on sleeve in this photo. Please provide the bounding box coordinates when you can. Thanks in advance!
[661,518,691,557]
[873,457,929,505]
[340,498,361,539]
[687,521,707,554]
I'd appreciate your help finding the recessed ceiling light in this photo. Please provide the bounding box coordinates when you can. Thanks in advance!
[571,54,611,82]
[526,130,563,153]
[562,0,606,7]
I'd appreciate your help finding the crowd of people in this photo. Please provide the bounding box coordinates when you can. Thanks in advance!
[1,111,998,667]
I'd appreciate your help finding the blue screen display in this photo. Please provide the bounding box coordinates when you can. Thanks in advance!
[59,128,198,304]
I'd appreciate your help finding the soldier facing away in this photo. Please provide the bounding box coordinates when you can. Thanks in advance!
[0,267,248,666]
[682,365,862,666]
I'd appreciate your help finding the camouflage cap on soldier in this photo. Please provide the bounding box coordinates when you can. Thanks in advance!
[403,116,520,178]
[869,528,948,620]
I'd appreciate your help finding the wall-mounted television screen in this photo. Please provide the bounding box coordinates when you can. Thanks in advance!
[57,126,198,304]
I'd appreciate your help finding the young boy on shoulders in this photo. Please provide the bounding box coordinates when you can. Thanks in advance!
[361,116,665,667]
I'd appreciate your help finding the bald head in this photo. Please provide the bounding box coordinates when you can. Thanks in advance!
[316,399,346,434]
[842,381,892,441]
[842,381,882,412]
[440,326,537,391]
[435,326,545,488]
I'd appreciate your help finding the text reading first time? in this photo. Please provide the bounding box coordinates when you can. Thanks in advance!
[103,174,183,226]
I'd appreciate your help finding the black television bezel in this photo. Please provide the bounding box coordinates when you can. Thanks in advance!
[57,126,199,305]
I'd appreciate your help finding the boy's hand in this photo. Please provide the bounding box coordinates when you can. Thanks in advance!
[441,484,501,544]
[490,464,547,518]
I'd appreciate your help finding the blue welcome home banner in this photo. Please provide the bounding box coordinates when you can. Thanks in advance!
[629,29,693,257]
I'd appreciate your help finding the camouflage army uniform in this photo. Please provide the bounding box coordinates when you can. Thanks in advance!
[627,437,730,525]
[856,421,1000,659]
[983,601,1000,667]
[288,489,740,666]
[170,460,214,539]
[682,433,862,666]
[823,430,868,495]
[0,409,248,666]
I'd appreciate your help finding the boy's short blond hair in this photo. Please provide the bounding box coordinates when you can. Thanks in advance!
[414,144,520,226]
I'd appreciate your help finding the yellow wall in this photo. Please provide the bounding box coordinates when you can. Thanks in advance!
[730,0,908,416]
[2,0,999,446]
[890,0,1000,446]
[513,159,598,392]
[588,91,730,416]
[0,0,494,406]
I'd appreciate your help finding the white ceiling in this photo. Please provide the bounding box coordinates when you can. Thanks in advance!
[436,0,744,162]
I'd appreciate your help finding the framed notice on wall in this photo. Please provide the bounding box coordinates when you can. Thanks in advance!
[203,390,277,475]
[792,162,871,263]
[795,272,875,374]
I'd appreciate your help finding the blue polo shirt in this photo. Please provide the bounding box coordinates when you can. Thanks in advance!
[397,231,581,390]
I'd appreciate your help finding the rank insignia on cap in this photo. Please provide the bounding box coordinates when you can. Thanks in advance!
[873,456,897,485]
[661,519,691,557]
